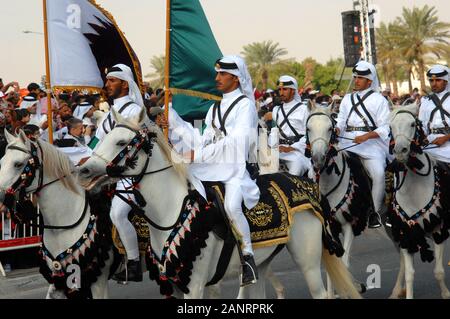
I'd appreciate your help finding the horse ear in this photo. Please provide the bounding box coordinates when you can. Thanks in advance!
[307,100,316,112]
[137,106,148,125]
[18,130,30,146]
[111,107,125,124]
[4,129,15,144]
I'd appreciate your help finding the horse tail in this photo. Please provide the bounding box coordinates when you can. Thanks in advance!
[322,249,362,299]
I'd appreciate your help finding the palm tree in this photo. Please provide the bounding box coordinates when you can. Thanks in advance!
[392,5,450,93]
[241,40,288,90]
[145,55,165,89]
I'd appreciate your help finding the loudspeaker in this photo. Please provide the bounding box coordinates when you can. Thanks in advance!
[341,11,377,67]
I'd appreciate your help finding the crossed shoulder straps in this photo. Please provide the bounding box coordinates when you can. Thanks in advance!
[428,92,450,130]
[276,102,303,140]
[212,95,246,136]
[102,101,135,135]
[346,90,377,131]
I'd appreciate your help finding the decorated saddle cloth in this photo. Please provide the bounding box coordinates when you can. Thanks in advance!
[208,173,326,248]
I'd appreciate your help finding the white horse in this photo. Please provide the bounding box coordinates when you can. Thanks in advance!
[77,108,361,299]
[305,106,375,297]
[388,104,450,299]
[0,130,113,299]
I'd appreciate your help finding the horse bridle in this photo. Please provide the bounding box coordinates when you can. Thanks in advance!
[3,141,88,230]
[389,110,432,191]
[389,110,422,155]
[101,124,173,180]
[305,112,340,172]
[99,124,178,231]
[305,113,337,152]
[4,142,43,197]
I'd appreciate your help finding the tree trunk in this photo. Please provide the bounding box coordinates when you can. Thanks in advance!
[408,67,413,94]
[418,60,427,95]
[262,68,268,91]
[392,72,399,97]
[383,64,391,91]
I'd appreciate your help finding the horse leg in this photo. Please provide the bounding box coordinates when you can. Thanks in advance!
[402,249,415,299]
[389,252,405,299]
[287,212,327,299]
[205,284,222,299]
[46,284,66,299]
[433,241,450,299]
[265,265,285,299]
[90,272,110,299]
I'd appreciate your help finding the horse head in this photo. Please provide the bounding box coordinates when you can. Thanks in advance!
[389,103,422,163]
[0,129,40,204]
[78,106,151,192]
[306,103,337,170]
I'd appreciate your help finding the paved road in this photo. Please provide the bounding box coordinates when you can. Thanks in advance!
[1,228,449,299]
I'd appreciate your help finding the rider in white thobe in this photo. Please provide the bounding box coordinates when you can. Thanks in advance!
[336,61,390,229]
[188,56,260,287]
[419,65,450,163]
[93,64,145,282]
[269,75,312,177]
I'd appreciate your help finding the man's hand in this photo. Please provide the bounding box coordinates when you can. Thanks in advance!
[155,114,168,129]
[279,145,295,153]
[335,128,340,136]
[432,135,450,146]
[353,131,379,144]
[354,134,370,144]
[182,150,194,163]
[84,126,93,136]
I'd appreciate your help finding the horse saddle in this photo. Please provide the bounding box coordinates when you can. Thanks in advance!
[203,173,324,249]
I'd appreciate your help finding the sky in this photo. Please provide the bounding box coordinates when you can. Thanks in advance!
[1,0,449,87]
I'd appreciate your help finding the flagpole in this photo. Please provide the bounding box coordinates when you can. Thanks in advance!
[164,0,171,140]
[42,0,54,144]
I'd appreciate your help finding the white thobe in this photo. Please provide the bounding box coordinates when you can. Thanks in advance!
[419,90,450,163]
[336,89,390,212]
[268,99,311,176]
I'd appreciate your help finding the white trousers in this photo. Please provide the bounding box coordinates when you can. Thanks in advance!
[361,157,386,212]
[224,182,254,256]
[110,181,139,261]
[285,157,312,177]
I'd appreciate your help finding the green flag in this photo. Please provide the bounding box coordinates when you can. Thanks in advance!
[169,0,222,120]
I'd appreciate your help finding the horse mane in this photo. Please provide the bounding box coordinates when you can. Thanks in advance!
[118,116,188,181]
[35,139,81,194]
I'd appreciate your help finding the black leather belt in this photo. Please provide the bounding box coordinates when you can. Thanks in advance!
[345,126,375,132]
[430,128,450,135]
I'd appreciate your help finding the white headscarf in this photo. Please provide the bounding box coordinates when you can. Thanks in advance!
[73,101,93,120]
[277,75,302,102]
[427,64,450,91]
[106,64,144,106]
[215,55,255,103]
[19,95,38,110]
[352,61,380,92]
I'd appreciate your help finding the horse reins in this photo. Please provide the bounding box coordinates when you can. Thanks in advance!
[389,110,433,191]
[4,141,88,230]
[102,124,177,231]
